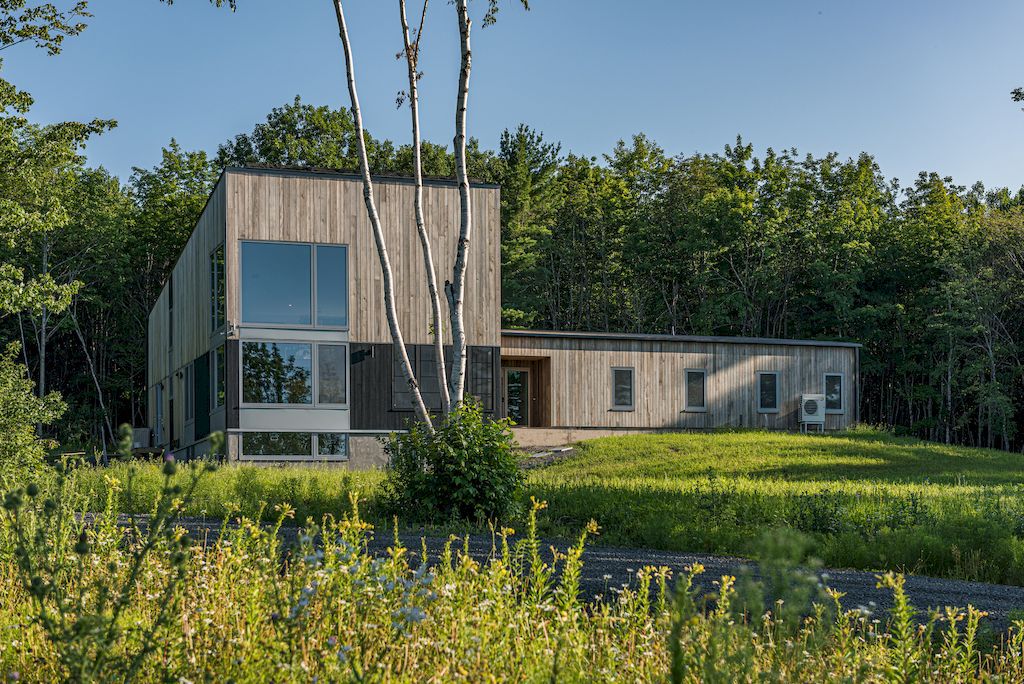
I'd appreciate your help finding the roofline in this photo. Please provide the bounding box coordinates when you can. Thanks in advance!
[501,329,862,349]
[224,165,501,189]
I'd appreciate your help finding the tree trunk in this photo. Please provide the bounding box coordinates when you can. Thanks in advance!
[72,308,116,448]
[446,0,472,405]
[333,0,433,428]
[400,0,450,414]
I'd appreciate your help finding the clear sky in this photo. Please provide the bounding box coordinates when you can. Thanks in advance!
[5,0,1023,191]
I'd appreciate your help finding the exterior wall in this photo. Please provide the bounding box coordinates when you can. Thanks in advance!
[500,333,859,431]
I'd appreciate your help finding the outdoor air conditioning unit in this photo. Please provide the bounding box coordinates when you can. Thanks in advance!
[800,394,826,427]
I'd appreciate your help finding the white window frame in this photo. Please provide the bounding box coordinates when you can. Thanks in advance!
[683,369,707,413]
[240,431,350,462]
[610,366,635,411]
[239,240,349,331]
[239,340,349,409]
[757,371,781,414]
[824,372,845,414]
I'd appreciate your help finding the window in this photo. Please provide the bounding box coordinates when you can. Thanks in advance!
[241,432,349,460]
[316,245,348,327]
[825,373,844,413]
[214,345,226,408]
[241,242,312,325]
[242,341,313,404]
[210,245,225,330]
[469,347,495,412]
[611,367,634,410]
[317,344,348,405]
[684,370,706,412]
[757,371,780,413]
[183,363,195,423]
[240,241,349,328]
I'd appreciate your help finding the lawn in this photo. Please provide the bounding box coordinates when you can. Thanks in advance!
[73,428,1024,584]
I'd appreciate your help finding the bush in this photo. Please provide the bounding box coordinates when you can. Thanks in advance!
[382,401,524,522]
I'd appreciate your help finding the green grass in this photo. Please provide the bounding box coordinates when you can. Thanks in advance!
[73,428,1024,585]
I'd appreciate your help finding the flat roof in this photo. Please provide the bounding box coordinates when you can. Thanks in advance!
[501,329,861,349]
[225,165,501,189]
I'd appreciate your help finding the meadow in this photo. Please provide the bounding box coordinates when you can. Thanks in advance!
[72,429,1024,584]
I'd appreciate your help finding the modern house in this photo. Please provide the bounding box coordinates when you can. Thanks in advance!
[147,166,859,467]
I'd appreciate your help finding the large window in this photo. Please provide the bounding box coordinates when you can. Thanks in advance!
[242,432,349,460]
[684,369,706,412]
[757,371,780,413]
[210,245,225,330]
[240,241,348,328]
[242,341,347,406]
[243,341,313,404]
[825,373,844,413]
[611,367,634,411]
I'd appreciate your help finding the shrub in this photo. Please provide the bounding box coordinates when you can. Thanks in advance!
[381,401,524,522]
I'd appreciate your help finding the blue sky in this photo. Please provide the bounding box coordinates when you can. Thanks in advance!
[5,0,1023,191]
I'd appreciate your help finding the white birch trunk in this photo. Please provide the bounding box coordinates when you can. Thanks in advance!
[447,0,472,405]
[333,0,433,428]
[400,0,451,414]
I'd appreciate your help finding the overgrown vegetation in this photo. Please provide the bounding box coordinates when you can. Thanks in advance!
[381,401,524,522]
[5,479,1024,682]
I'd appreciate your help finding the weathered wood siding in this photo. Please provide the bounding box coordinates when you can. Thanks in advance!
[224,169,501,347]
[500,334,858,431]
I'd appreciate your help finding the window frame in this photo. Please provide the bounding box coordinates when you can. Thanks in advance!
[756,371,781,414]
[210,244,226,333]
[183,363,195,424]
[823,372,845,414]
[239,240,349,331]
[610,366,635,412]
[683,369,707,413]
[212,344,226,410]
[239,339,349,409]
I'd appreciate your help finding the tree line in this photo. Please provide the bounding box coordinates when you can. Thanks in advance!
[3,92,1023,451]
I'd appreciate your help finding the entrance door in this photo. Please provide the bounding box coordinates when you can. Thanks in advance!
[504,368,530,426]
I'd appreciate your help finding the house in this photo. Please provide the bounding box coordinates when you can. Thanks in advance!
[147,166,860,466]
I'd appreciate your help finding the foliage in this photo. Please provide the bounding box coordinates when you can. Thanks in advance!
[382,401,524,522]
[0,342,62,488]
[1,455,211,682]
[1,492,1024,680]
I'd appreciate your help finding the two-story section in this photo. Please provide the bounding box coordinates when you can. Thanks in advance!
[147,166,502,466]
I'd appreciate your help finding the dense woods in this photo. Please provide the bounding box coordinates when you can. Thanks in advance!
[3,93,1023,451]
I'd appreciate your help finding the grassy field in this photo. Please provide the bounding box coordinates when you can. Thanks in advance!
[74,428,1024,584]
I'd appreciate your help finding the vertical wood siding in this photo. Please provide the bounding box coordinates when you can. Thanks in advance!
[499,335,858,431]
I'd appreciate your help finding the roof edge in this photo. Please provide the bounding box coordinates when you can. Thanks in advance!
[501,329,862,349]
[224,165,500,189]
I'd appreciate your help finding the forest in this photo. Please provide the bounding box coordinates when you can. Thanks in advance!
[3,89,1024,452]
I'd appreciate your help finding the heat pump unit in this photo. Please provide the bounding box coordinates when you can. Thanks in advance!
[800,394,826,426]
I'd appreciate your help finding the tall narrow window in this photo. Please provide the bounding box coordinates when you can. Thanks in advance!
[825,373,844,413]
[684,370,706,412]
[214,344,226,408]
[469,347,495,412]
[317,344,348,405]
[757,371,780,413]
[210,244,225,330]
[316,245,348,328]
[611,367,634,410]
[184,363,194,423]
[242,341,312,404]
[241,242,312,325]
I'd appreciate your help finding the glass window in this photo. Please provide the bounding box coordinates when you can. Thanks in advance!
[318,433,349,458]
[758,372,779,412]
[184,363,194,422]
[318,344,348,405]
[243,432,312,457]
[685,370,706,411]
[469,347,494,412]
[612,367,634,410]
[316,245,348,328]
[210,245,225,330]
[214,345,226,408]
[243,341,312,404]
[825,373,843,412]
[241,242,312,325]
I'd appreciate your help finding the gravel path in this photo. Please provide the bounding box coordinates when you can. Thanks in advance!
[166,516,1024,630]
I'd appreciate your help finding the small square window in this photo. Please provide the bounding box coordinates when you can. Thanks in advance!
[611,367,634,410]
[684,370,706,412]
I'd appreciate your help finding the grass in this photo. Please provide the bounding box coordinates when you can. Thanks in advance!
[73,428,1024,584]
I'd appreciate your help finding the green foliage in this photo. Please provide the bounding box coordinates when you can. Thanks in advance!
[382,401,524,522]
[0,343,63,488]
